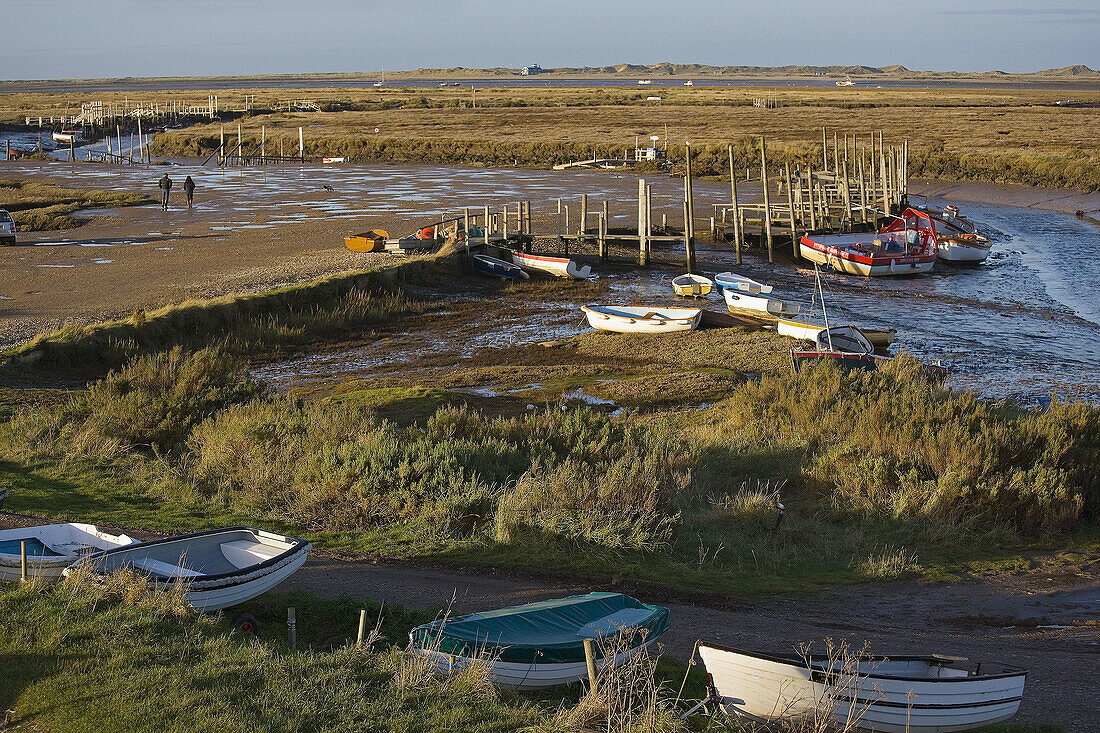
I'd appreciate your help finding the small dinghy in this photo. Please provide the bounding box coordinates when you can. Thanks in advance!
[699,643,1025,733]
[511,251,592,279]
[0,523,137,581]
[66,526,310,611]
[672,273,714,297]
[344,229,389,252]
[410,592,670,689]
[723,288,800,316]
[714,272,773,295]
[473,254,529,280]
[816,325,874,355]
[582,305,702,334]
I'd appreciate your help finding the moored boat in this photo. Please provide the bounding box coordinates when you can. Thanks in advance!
[66,526,310,611]
[410,592,670,689]
[0,523,137,581]
[776,316,825,341]
[860,327,898,351]
[800,208,938,277]
[473,254,529,279]
[672,273,714,297]
[511,251,593,279]
[714,272,773,295]
[816,325,874,355]
[582,305,702,334]
[724,288,800,316]
[698,643,1025,733]
[927,206,992,263]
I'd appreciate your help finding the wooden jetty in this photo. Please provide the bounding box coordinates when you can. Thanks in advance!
[713,127,909,264]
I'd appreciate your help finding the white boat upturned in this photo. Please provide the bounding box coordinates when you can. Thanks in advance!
[511,251,593,279]
[0,523,137,581]
[66,526,310,611]
[699,643,1026,733]
[582,305,702,334]
[723,288,800,316]
[714,272,773,295]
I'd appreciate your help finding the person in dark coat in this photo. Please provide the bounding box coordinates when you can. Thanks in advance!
[158,173,172,210]
[183,176,196,208]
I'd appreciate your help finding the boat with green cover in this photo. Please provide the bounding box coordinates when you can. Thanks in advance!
[409,592,670,688]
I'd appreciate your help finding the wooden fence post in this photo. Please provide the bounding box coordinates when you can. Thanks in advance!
[760,136,773,262]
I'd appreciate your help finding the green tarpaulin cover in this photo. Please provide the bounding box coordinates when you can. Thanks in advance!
[410,592,670,664]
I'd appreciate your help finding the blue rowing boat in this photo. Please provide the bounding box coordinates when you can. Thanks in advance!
[473,254,529,280]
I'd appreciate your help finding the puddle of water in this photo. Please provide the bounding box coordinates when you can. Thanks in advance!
[562,387,617,407]
[35,264,77,268]
[92,259,113,264]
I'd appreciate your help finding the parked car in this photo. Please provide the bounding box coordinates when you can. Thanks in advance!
[0,209,16,245]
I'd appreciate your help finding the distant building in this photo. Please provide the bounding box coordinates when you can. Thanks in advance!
[521,64,543,76]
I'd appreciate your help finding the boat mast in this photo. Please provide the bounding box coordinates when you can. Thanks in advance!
[815,265,833,351]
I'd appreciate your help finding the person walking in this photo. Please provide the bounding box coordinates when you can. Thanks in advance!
[183,175,196,208]
[158,173,172,210]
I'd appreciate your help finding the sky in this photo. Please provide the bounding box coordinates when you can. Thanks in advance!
[1,0,1097,80]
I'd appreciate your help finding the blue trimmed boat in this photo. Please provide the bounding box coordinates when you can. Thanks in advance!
[410,592,669,689]
[473,254,529,280]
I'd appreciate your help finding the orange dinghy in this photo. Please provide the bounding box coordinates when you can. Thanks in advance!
[344,229,389,252]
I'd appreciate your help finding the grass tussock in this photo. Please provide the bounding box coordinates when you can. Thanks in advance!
[4,346,1097,597]
[3,255,450,374]
[711,357,1100,533]
[0,177,151,230]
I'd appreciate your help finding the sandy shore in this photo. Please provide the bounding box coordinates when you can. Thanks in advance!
[1,160,1096,348]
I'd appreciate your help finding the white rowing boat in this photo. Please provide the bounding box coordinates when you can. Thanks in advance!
[66,526,310,611]
[699,643,1026,733]
[776,316,825,341]
[0,523,137,581]
[723,288,800,316]
[672,273,714,297]
[582,305,702,334]
[511,251,593,279]
[817,325,875,355]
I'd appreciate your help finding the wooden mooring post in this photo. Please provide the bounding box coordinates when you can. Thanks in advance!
[684,142,696,272]
[728,144,742,264]
[760,136,773,262]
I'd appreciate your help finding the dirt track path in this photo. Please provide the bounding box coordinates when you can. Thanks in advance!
[280,554,1099,731]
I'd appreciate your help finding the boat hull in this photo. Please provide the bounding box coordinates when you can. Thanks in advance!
[714,272,772,295]
[672,274,714,297]
[583,306,701,334]
[66,526,311,611]
[700,644,1026,733]
[937,239,991,263]
[723,289,799,316]
[473,254,529,279]
[801,241,936,276]
[415,640,655,689]
[0,523,137,581]
[776,317,825,341]
[511,251,592,279]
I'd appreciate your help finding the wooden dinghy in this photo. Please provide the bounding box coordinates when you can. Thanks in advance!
[714,272,773,295]
[344,229,389,252]
[410,592,669,689]
[473,254,529,280]
[724,287,800,316]
[776,316,826,342]
[582,305,702,334]
[699,643,1025,733]
[0,523,137,581]
[511,251,593,279]
[672,273,714,297]
[66,527,310,611]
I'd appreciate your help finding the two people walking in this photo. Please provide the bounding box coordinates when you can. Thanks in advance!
[158,174,196,210]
